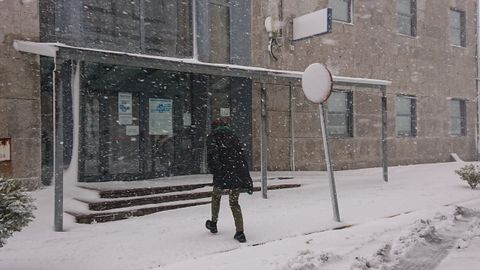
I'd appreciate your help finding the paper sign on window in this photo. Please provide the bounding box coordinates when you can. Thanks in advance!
[220,108,230,117]
[126,126,139,136]
[183,112,192,126]
[0,138,11,162]
[118,92,132,125]
[149,99,173,136]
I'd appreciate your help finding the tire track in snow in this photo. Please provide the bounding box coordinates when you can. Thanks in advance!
[391,239,454,270]
[352,207,480,270]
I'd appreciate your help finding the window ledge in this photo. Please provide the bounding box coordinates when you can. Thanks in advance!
[450,44,466,49]
[333,20,354,26]
[396,33,418,39]
[328,136,354,140]
[395,135,417,138]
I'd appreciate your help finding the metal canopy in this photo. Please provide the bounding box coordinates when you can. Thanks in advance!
[13,40,392,87]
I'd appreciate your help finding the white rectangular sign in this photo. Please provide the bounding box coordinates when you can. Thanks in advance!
[220,108,230,117]
[149,99,173,136]
[0,138,11,162]
[126,125,139,136]
[183,112,191,126]
[119,115,132,125]
[293,8,332,41]
[118,92,132,125]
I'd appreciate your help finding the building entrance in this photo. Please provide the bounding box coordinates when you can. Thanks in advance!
[77,62,252,182]
[79,64,194,182]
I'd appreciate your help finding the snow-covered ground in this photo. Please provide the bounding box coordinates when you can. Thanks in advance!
[1,162,480,270]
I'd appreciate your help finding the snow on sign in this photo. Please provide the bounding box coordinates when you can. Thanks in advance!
[302,63,339,222]
[293,8,332,41]
[0,138,11,162]
[302,63,333,103]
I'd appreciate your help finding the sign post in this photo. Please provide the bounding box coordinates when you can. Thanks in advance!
[318,103,340,222]
[302,63,340,222]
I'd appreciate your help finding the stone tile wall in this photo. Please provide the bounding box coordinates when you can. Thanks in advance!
[0,0,40,188]
[251,0,478,171]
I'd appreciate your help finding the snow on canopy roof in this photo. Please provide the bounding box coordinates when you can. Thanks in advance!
[13,40,391,87]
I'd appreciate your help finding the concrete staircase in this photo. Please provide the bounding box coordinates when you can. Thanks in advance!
[66,182,301,224]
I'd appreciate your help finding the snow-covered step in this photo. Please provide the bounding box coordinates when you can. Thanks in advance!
[98,183,213,198]
[80,184,301,211]
[66,200,211,224]
[67,183,301,224]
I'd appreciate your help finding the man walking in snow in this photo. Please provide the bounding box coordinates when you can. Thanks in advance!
[205,118,254,243]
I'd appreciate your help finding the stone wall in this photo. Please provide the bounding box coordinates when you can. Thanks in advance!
[0,0,41,188]
[251,0,478,171]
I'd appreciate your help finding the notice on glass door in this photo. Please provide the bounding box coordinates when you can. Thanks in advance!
[126,125,139,136]
[149,98,173,136]
[118,92,132,125]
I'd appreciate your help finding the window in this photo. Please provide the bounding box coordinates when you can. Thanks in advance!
[327,91,353,137]
[209,0,230,63]
[144,0,183,55]
[450,99,466,136]
[396,95,416,137]
[450,9,466,47]
[396,0,416,36]
[79,0,193,56]
[328,0,353,23]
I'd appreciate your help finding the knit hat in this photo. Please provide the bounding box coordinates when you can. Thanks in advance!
[211,118,229,129]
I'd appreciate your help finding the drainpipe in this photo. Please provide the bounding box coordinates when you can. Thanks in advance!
[192,0,198,60]
[477,0,480,160]
[289,82,295,171]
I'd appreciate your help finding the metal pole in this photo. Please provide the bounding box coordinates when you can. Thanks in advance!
[319,103,340,222]
[139,0,146,51]
[260,83,268,199]
[53,59,64,232]
[289,82,296,171]
[381,87,388,182]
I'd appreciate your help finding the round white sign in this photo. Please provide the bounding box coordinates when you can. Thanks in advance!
[301,63,333,104]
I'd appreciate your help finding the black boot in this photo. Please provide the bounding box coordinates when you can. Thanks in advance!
[205,220,217,233]
[234,231,246,243]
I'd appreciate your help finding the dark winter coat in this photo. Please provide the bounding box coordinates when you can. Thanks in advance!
[207,126,253,190]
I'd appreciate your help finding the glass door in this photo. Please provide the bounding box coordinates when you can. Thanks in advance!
[80,63,202,181]
[145,97,175,177]
[82,95,101,178]
[106,93,141,176]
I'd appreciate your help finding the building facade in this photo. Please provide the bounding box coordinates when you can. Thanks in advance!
[2,0,479,187]
[251,0,478,171]
[0,0,41,188]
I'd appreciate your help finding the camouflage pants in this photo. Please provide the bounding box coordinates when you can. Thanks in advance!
[211,186,244,232]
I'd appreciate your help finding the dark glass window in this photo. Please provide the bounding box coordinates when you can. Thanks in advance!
[396,0,416,36]
[79,0,192,56]
[81,0,141,50]
[450,9,466,47]
[328,0,353,23]
[208,0,230,63]
[327,91,353,137]
[450,99,466,136]
[396,95,417,137]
